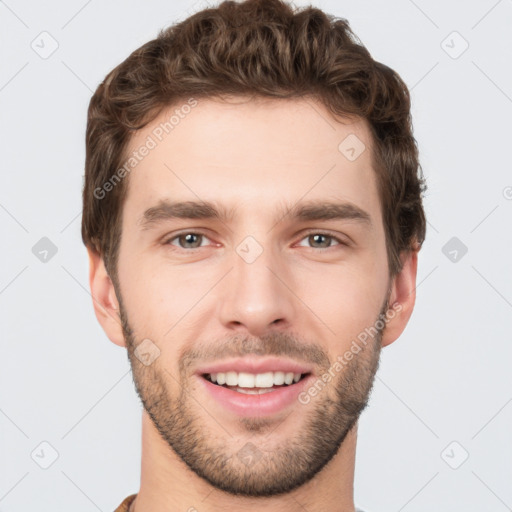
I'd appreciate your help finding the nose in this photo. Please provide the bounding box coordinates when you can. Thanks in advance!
[218,240,296,337]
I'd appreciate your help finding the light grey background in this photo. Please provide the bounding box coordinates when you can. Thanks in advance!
[1,0,511,511]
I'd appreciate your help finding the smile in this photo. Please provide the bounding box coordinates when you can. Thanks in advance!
[198,370,314,417]
[204,371,308,394]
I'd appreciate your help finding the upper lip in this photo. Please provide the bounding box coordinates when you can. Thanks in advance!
[195,356,314,376]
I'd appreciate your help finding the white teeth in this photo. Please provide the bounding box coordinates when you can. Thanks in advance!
[209,371,304,388]
[284,372,294,385]
[238,372,255,388]
[233,387,275,394]
[273,371,285,385]
[226,371,238,386]
[255,372,274,387]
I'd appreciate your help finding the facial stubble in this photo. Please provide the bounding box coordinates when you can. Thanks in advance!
[118,293,389,497]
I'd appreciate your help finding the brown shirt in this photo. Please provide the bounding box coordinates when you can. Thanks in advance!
[114,493,137,512]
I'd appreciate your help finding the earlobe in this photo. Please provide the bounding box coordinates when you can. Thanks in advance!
[87,247,127,347]
[381,249,419,348]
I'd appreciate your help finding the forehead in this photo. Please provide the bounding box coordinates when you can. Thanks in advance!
[121,96,381,225]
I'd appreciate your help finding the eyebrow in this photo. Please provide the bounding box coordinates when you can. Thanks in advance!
[139,199,372,230]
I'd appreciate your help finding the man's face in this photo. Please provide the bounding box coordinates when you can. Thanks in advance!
[111,97,395,496]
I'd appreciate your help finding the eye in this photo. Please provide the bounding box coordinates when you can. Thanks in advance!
[163,230,347,251]
[166,232,212,249]
[296,232,345,249]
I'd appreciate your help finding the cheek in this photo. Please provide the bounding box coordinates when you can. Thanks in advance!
[118,254,220,340]
[294,260,388,344]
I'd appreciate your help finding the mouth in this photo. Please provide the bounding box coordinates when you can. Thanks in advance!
[202,371,311,394]
[197,368,314,417]
[194,357,315,416]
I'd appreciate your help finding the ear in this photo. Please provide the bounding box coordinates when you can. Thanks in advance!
[381,249,419,348]
[87,246,126,347]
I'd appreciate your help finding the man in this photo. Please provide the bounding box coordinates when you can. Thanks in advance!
[82,0,427,510]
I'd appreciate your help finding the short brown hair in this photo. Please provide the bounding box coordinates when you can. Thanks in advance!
[82,0,427,280]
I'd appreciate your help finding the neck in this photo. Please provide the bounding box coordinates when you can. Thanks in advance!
[130,411,358,512]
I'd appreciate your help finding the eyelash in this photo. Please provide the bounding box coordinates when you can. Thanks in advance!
[163,230,348,251]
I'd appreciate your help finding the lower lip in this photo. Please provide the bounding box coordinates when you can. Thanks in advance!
[197,374,314,417]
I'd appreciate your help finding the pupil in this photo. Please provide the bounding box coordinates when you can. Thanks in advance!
[311,234,328,248]
[182,233,200,248]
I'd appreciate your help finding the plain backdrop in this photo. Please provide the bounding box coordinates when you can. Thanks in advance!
[1,1,511,511]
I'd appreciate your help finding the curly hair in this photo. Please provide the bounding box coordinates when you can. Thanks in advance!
[82,0,427,280]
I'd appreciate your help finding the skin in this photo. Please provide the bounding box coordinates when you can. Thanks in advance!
[88,96,418,512]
